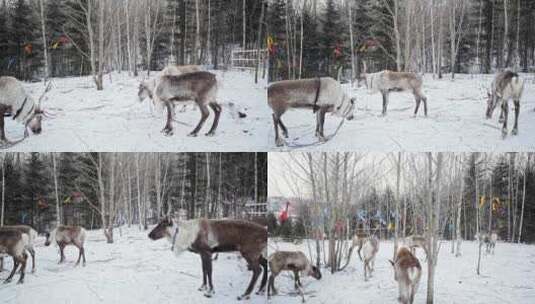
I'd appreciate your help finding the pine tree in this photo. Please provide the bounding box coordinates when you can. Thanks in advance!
[22,153,51,229]
[0,0,11,76]
[321,0,346,77]
[46,0,68,76]
[10,0,41,80]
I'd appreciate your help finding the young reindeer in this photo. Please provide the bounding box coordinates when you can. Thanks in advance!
[0,225,38,273]
[485,71,524,138]
[267,251,322,302]
[138,72,221,137]
[389,247,422,304]
[44,225,87,266]
[0,229,29,284]
[361,235,379,281]
[358,63,428,116]
[0,77,51,145]
[267,77,355,147]
[148,217,268,300]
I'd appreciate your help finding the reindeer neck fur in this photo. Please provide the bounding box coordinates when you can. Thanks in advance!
[168,218,203,255]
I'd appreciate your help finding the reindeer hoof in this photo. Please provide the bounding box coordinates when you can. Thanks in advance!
[198,285,207,292]
[205,131,215,137]
[318,136,327,143]
[275,138,285,147]
[237,295,250,301]
[162,128,174,136]
[188,132,198,137]
[512,128,518,136]
[256,290,265,295]
[3,279,11,284]
[204,289,215,298]
[502,129,508,139]
[17,280,24,284]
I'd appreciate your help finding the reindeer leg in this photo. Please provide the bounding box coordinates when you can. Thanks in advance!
[278,118,289,138]
[381,91,389,116]
[59,243,66,264]
[256,256,268,294]
[0,257,4,272]
[268,273,277,298]
[501,100,509,139]
[198,255,208,292]
[188,103,210,137]
[237,258,261,300]
[162,101,174,136]
[512,99,520,135]
[202,253,215,297]
[82,246,86,266]
[414,97,421,117]
[4,257,18,283]
[422,96,428,117]
[29,248,35,273]
[0,112,7,142]
[319,108,327,142]
[17,253,27,284]
[206,103,221,136]
[75,245,82,266]
[272,114,284,147]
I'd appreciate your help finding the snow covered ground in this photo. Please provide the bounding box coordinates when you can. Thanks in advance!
[272,74,535,152]
[3,69,271,152]
[268,238,535,304]
[0,227,268,304]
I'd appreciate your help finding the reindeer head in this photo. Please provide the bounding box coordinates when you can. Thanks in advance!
[138,79,154,102]
[44,232,51,246]
[148,216,174,240]
[309,265,322,280]
[26,108,43,135]
[334,94,356,120]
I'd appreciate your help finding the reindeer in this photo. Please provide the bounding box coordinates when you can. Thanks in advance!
[485,71,524,138]
[138,72,221,137]
[0,229,29,284]
[267,251,321,302]
[267,77,355,147]
[389,247,422,304]
[44,225,87,266]
[358,63,428,116]
[0,77,52,146]
[477,231,498,255]
[148,217,268,300]
[361,235,379,281]
[351,231,370,261]
[404,234,429,260]
[0,225,38,273]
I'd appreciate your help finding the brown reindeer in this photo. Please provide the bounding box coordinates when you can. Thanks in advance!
[0,229,28,284]
[148,217,268,300]
[44,225,87,266]
[485,71,524,138]
[389,247,422,304]
[138,71,221,137]
[268,251,321,302]
[267,77,355,146]
[361,235,379,281]
[0,225,38,273]
[359,63,428,116]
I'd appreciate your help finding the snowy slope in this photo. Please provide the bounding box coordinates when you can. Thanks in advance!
[0,228,268,304]
[268,238,535,304]
[272,74,535,152]
[2,70,271,152]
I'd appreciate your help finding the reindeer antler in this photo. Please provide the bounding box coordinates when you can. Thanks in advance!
[37,81,53,107]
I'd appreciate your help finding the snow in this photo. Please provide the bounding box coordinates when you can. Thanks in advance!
[268,238,535,304]
[0,227,268,304]
[3,70,271,152]
[272,74,535,151]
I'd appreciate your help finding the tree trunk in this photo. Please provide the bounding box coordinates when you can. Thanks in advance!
[52,154,61,225]
[39,0,49,81]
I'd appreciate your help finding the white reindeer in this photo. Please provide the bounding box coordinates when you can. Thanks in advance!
[361,235,379,281]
